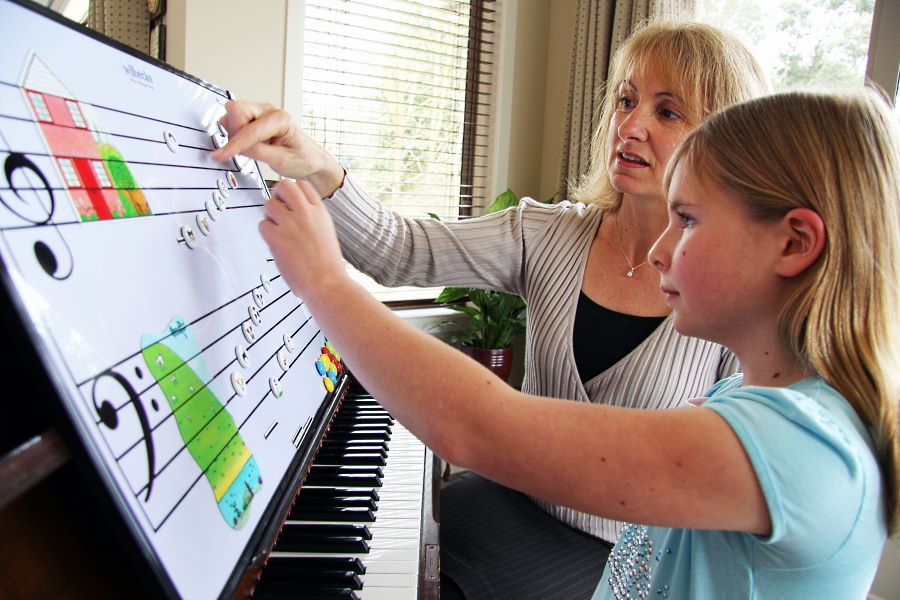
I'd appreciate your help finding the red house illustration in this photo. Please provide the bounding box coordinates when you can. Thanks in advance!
[20,53,150,221]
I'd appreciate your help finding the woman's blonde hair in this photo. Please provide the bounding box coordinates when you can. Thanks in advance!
[667,89,900,535]
[570,20,769,209]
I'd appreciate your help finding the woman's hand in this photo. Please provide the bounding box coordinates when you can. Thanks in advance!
[213,100,345,198]
[259,179,347,300]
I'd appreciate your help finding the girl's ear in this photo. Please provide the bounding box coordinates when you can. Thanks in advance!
[775,208,826,278]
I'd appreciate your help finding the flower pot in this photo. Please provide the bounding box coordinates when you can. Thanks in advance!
[461,345,514,382]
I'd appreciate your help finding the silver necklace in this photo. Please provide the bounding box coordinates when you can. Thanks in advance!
[614,218,649,278]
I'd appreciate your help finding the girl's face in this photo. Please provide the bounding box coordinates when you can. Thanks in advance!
[649,163,784,348]
[606,69,694,203]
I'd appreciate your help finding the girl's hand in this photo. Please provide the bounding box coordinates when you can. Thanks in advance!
[213,100,345,197]
[259,179,347,299]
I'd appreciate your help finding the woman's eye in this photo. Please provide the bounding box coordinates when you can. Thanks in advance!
[660,108,681,120]
[617,96,636,109]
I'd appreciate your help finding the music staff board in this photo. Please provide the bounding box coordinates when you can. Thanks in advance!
[0,2,345,599]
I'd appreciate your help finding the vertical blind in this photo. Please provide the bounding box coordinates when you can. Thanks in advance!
[302,0,497,302]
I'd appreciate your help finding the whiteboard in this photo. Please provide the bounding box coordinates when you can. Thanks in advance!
[0,2,345,598]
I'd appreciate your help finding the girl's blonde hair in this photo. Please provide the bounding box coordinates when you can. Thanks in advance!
[667,90,900,535]
[570,20,769,208]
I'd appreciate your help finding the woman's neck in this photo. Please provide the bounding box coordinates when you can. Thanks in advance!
[612,194,669,257]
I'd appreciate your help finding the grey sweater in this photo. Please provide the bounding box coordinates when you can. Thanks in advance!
[326,174,739,542]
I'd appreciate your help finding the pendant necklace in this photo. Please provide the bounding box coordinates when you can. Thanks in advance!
[613,218,649,278]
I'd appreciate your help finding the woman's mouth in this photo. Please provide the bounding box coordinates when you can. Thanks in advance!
[617,151,649,167]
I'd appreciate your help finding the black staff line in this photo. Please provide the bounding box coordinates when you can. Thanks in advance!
[0,77,223,134]
[109,295,307,462]
[0,110,219,154]
[76,275,286,387]
[0,201,264,233]
[0,147,244,176]
[101,288,299,430]
[150,324,326,532]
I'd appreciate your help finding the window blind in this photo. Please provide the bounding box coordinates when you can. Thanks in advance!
[301,0,496,303]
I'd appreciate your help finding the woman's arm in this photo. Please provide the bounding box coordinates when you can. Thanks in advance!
[261,179,771,535]
[216,100,529,292]
[213,100,345,197]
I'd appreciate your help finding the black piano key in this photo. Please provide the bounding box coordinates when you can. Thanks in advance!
[272,534,369,553]
[287,505,376,522]
[315,452,387,467]
[309,465,383,477]
[321,431,391,445]
[305,471,382,488]
[277,523,372,545]
[264,556,366,575]
[333,415,393,426]
[296,487,380,503]
[291,494,377,512]
[254,582,362,599]
[321,440,389,455]
[327,426,391,440]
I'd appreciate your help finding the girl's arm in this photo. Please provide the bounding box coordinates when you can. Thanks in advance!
[261,179,771,536]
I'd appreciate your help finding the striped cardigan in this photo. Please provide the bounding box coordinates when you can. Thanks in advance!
[326,174,739,542]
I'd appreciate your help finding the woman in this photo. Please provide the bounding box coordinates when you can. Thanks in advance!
[215,21,770,599]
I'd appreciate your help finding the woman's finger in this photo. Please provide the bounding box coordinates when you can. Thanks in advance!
[213,106,292,162]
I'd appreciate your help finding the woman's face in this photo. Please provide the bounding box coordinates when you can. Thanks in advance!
[607,69,695,203]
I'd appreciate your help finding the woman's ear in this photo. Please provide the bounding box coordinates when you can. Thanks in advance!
[775,208,826,278]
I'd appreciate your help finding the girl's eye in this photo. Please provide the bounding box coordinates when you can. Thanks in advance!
[677,211,695,227]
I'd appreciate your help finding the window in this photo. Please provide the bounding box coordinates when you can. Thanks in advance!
[56,158,81,187]
[300,0,496,302]
[27,91,52,122]
[66,100,87,128]
[91,160,111,187]
[695,0,876,92]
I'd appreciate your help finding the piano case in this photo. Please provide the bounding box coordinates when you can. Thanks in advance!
[0,1,438,598]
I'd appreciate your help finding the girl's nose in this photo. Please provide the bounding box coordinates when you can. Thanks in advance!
[648,228,672,273]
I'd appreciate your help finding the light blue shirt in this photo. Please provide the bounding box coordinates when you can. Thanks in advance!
[592,375,887,599]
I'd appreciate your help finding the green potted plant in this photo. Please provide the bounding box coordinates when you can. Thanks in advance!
[431,189,528,382]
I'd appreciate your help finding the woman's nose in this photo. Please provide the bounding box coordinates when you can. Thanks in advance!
[617,108,649,142]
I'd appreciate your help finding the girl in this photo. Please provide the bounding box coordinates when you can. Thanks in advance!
[258,89,899,597]
[215,22,769,597]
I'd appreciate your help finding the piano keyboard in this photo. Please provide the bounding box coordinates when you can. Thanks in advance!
[253,385,438,599]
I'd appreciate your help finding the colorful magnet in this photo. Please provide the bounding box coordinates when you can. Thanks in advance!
[327,370,337,386]
[211,131,227,149]
[315,359,326,376]
[196,213,212,236]
[212,190,226,211]
[323,376,334,393]
[235,344,251,369]
[164,130,179,152]
[283,333,295,353]
[205,197,221,221]
[181,224,198,249]
[277,349,290,371]
[269,377,283,398]
[231,372,247,396]
[227,171,238,189]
